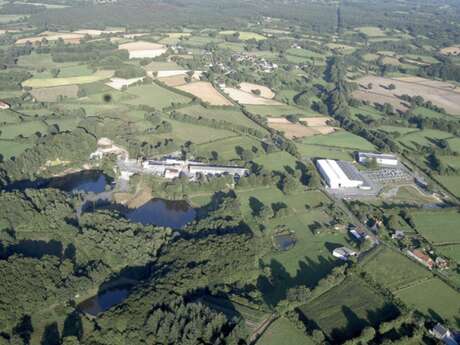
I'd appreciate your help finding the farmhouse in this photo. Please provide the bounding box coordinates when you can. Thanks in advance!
[332,247,357,261]
[407,249,434,270]
[429,323,458,345]
[357,152,398,166]
[316,159,364,189]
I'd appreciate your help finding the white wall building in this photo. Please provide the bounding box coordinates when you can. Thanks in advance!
[357,152,398,166]
[316,159,364,189]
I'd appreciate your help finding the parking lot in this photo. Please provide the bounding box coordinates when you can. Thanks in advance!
[362,167,412,184]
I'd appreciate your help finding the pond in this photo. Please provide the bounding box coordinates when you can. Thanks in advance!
[77,285,131,316]
[3,170,113,194]
[273,233,296,251]
[123,198,196,228]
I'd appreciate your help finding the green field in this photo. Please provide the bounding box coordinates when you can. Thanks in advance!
[30,85,79,102]
[362,247,432,291]
[197,135,263,160]
[219,31,266,41]
[296,143,354,161]
[0,140,32,159]
[254,151,298,172]
[397,129,454,149]
[0,120,48,139]
[395,278,460,326]
[356,26,386,37]
[437,175,460,198]
[178,104,264,130]
[123,83,191,109]
[299,276,398,342]
[22,70,114,88]
[302,130,375,150]
[256,317,315,345]
[412,210,460,244]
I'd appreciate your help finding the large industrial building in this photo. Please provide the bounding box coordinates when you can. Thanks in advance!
[357,152,398,166]
[316,159,365,189]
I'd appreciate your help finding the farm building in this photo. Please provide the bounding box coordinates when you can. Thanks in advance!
[0,100,10,109]
[142,159,248,179]
[357,152,398,166]
[429,323,458,345]
[332,247,357,261]
[316,159,364,189]
[407,249,434,270]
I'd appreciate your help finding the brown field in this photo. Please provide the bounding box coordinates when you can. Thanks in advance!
[239,82,275,99]
[267,118,319,139]
[222,87,282,105]
[440,46,460,56]
[268,123,318,139]
[299,116,330,126]
[16,31,84,45]
[118,41,164,51]
[30,85,79,102]
[354,75,460,115]
[176,81,233,106]
[158,75,187,87]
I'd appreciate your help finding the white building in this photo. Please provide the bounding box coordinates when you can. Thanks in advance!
[316,159,364,189]
[332,247,357,261]
[357,152,398,166]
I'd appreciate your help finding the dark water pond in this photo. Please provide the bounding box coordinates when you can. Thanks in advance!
[273,233,296,251]
[3,170,113,194]
[124,198,196,228]
[77,285,131,316]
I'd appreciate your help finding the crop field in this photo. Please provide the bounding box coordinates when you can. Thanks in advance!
[286,48,325,59]
[219,31,266,41]
[178,104,264,130]
[302,130,375,150]
[105,77,144,91]
[267,118,318,139]
[245,104,315,117]
[256,317,315,345]
[440,45,460,56]
[412,210,460,244]
[30,85,79,102]
[395,277,460,326]
[157,75,187,87]
[118,41,167,59]
[16,31,84,45]
[361,247,432,291]
[123,83,191,109]
[33,65,94,79]
[144,61,184,72]
[22,70,114,88]
[176,81,233,106]
[0,14,27,23]
[17,53,80,70]
[299,276,398,342]
[354,75,460,115]
[355,26,386,37]
[223,87,282,105]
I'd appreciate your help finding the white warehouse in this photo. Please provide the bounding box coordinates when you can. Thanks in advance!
[357,152,398,166]
[316,159,364,189]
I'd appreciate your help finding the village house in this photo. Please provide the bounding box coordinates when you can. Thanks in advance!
[332,247,357,261]
[407,249,435,270]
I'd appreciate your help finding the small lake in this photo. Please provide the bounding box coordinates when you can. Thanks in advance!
[77,286,130,316]
[124,198,196,228]
[273,233,296,251]
[3,170,113,194]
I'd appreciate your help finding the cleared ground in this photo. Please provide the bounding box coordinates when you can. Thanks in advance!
[30,85,79,102]
[239,82,275,99]
[354,75,460,115]
[16,31,84,45]
[223,87,282,105]
[105,77,144,90]
[118,41,167,58]
[176,81,233,106]
[440,45,460,56]
[267,118,320,139]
